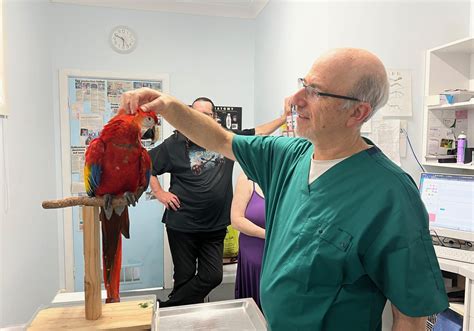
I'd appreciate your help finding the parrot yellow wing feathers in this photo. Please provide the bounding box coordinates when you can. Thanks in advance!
[84,138,105,197]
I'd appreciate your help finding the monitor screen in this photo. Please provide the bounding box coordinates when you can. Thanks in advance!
[419,173,474,239]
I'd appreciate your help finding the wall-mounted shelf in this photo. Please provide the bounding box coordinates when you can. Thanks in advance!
[428,101,474,111]
[449,302,465,316]
[422,160,474,170]
[422,37,474,170]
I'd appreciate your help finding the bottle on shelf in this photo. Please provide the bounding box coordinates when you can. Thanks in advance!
[456,131,467,164]
[225,113,232,130]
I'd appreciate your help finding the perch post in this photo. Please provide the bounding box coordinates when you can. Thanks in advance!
[42,196,129,320]
[82,205,101,320]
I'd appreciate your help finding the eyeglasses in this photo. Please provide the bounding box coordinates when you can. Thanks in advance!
[297,78,361,102]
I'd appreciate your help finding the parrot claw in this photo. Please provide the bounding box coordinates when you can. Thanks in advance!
[114,205,126,216]
[104,194,114,220]
[124,192,136,207]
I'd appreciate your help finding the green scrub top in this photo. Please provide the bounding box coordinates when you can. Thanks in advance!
[232,135,448,331]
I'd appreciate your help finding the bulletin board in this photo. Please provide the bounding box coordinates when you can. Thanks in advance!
[67,77,165,193]
[59,70,172,293]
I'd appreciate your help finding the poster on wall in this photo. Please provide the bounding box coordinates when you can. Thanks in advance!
[380,69,412,117]
[214,106,242,130]
[61,72,169,293]
[68,77,164,194]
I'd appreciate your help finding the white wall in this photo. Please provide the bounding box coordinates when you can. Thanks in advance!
[1,0,58,327]
[254,0,470,180]
[471,0,474,36]
[49,3,256,120]
[1,1,255,326]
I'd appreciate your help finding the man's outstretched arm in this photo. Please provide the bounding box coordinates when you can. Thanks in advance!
[120,88,236,160]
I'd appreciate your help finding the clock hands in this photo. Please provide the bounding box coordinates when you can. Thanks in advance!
[114,33,125,47]
[111,27,135,52]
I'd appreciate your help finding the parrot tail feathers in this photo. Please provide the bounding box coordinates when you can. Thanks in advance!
[121,207,130,239]
[100,206,130,304]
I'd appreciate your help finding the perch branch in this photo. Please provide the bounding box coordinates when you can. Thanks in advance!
[42,187,145,209]
[42,196,129,209]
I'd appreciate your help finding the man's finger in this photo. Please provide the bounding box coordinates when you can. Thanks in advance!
[169,200,178,211]
[141,97,164,113]
[130,96,138,115]
[118,96,129,114]
[171,196,179,204]
[170,198,180,209]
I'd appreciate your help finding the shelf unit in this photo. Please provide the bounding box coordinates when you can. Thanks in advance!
[423,38,474,331]
[449,302,465,317]
[436,258,474,330]
[422,37,474,170]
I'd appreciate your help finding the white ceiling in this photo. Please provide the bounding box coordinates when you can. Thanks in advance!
[50,0,269,19]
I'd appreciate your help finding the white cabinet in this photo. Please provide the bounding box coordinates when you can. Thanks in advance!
[437,258,474,330]
[423,37,474,170]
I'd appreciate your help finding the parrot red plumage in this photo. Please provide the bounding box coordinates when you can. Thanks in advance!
[84,108,158,303]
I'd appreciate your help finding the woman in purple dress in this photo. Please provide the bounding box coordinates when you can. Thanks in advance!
[231,173,266,309]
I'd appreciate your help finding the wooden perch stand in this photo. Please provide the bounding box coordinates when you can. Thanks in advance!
[42,196,129,321]
[31,195,155,329]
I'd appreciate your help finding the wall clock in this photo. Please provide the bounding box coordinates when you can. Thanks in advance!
[110,26,137,54]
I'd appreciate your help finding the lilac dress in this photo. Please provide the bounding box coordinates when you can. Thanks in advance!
[235,182,265,309]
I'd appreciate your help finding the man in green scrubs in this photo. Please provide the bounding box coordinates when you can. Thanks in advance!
[120,48,448,330]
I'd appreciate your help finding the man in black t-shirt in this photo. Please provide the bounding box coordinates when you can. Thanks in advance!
[149,97,288,307]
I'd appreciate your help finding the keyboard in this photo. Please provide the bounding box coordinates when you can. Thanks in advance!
[434,245,474,264]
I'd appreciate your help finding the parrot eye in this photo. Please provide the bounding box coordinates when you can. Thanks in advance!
[144,117,155,126]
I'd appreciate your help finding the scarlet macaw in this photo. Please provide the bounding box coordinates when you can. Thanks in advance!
[84,108,158,303]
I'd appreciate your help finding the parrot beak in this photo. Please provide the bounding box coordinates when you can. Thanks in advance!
[141,125,159,143]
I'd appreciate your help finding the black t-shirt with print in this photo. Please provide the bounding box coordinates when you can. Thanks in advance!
[149,129,255,233]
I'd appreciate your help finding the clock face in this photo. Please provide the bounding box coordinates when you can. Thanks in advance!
[110,26,137,53]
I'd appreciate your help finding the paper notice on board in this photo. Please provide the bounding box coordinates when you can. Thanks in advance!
[79,114,103,129]
[380,69,412,117]
[89,80,107,113]
[369,116,401,165]
[71,146,86,175]
[454,109,468,137]
[427,109,457,155]
[70,101,83,120]
[79,113,103,146]
[107,80,133,104]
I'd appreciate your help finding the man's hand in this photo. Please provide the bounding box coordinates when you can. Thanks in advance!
[255,96,296,136]
[119,87,173,115]
[155,190,181,211]
[284,96,293,118]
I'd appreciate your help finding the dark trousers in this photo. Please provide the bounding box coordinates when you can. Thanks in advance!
[164,227,227,307]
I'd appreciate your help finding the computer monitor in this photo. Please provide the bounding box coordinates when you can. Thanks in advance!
[419,172,474,242]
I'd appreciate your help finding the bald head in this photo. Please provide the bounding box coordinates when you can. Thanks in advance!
[309,48,389,114]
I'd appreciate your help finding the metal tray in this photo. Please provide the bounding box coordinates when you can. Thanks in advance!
[158,298,267,330]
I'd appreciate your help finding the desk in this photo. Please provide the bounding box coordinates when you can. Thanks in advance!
[437,258,474,330]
